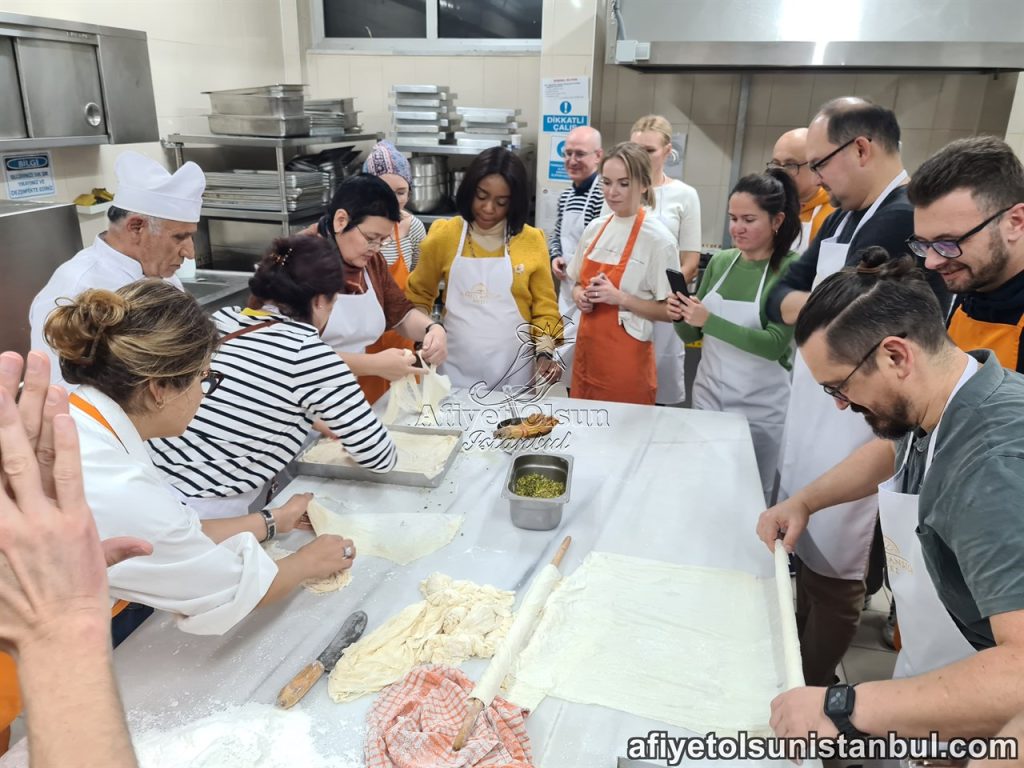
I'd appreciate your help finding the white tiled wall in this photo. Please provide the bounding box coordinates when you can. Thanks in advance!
[2,0,288,240]
[597,68,1019,247]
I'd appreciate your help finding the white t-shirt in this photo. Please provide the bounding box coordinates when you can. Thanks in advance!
[567,212,677,342]
[600,178,703,254]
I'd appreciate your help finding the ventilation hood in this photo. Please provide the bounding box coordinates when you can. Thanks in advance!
[610,0,1024,71]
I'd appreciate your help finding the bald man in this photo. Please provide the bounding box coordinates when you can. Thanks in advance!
[769,128,835,253]
[550,125,604,380]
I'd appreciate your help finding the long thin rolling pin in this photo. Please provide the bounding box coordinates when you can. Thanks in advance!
[774,540,804,690]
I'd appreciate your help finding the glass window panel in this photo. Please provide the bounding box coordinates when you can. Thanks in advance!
[323,0,427,39]
[437,0,542,39]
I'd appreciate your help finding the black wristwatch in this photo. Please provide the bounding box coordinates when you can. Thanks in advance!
[425,321,445,335]
[259,508,277,542]
[824,684,868,739]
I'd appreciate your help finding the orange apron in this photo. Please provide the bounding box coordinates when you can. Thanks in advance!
[947,304,1024,370]
[359,223,415,404]
[1,396,130,739]
[571,209,657,405]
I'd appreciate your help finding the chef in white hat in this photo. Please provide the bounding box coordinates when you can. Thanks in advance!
[29,151,206,387]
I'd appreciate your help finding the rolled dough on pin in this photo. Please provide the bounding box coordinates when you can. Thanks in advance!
[774,542,804,690]
[470,564,562,704]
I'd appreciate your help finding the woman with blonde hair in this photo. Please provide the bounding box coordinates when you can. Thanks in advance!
[569,142,678,404]
[628,114,703,405]
[45,280,357,635]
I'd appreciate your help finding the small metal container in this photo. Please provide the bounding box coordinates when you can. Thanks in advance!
[502,453,573,531]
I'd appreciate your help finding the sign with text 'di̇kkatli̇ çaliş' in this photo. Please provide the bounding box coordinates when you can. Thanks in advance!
[542,77,590,183]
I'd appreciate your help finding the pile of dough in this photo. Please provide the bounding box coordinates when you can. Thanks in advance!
[382,359,451,426]
[328,573,514,703]
[503,552,794,735]
[306,499,461,566]
[301,431,459,480]
[263,541,352,594]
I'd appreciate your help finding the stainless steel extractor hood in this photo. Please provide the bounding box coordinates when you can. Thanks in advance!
[609,0,1024,71]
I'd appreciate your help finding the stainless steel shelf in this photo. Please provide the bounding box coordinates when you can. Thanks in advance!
[415,213,453,227]
[0,135,108,151]
[199,206,320,223]
[395,143,519,156]
[165,132,382,149]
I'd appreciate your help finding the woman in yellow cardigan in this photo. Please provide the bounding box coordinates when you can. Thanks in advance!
[406,147,561,394]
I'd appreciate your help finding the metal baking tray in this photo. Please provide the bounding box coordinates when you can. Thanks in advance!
[205,84,305,97]
[390,109,459,120]
[293,425,464,488]
[208,114,311,137]
[391,84,451,96]
[395,97,448,108]
[457,107,520,117]
[305,98,356,112]
[207,93,305,118]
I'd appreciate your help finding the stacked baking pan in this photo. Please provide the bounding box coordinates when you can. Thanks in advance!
[201,170,328,217]
[389,85,459,147]
[407,156,448,214]
[286,145,362,199]
[205,85,310,137]
[304,98,362,136]
[454,107,523,149]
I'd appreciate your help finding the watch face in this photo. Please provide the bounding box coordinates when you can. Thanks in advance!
[826,687,851,714]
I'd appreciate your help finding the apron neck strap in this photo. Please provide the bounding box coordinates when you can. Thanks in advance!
[70,393,128,452]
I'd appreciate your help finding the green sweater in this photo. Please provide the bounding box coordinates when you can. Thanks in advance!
[675,249,798,368]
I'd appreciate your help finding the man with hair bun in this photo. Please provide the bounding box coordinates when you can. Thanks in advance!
[29,151,205,388]
[756,247,1024,742]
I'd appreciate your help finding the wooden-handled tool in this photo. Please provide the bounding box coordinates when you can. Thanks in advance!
[452,536,572,751]
[277,610,367,709]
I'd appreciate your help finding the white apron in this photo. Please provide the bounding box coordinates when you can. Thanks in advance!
[441,221,533,390]
[792,203,826,255]
[880,357,978,679]
[651,188,689,405]
[320,268,387,353]
[781,170,909,580]
[692,253,791,502]
[556,181,600,381]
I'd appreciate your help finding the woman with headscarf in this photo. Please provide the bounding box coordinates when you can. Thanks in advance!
[359,141,429,402]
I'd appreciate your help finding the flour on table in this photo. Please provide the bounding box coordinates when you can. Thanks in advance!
[301,431,458,479]
[263,541,352,594]
[328,573,514,703]
[306,499,461,566]
[133,703,352,768]
[504,551,794,735]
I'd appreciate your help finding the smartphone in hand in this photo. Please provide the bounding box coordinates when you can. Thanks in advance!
[666,268,691,298]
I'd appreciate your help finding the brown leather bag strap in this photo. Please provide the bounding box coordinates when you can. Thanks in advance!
[219,319,281,344]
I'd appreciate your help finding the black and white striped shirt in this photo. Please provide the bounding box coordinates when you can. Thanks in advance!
[548,173,604,261]
[148,308,397,498]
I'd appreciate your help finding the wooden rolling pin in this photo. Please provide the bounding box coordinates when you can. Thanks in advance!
[452,535,572,751]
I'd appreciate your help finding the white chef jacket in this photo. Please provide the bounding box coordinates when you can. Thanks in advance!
[72,386,278,635]
[28,234,183,387]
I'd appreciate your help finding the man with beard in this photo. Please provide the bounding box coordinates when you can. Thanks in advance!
[907,136,1024,372]
[756,246,1024,743]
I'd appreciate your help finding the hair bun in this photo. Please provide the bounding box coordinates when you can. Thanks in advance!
[854,246,919,281]
[44,288,129,365]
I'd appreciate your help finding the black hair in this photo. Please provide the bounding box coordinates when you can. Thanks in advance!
[107,205,129,223]
[794,246,950,369]
[817,98,901,155]
[248,235,345,324]
[316,174,400,239]
[729,168,801,271]
[455,147,530,237]
[908,134,1024,215]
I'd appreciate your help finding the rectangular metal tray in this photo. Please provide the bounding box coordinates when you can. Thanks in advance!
[205,84,305,97]
[208,93,305,118]
[208,114,311,137]
[391,84,451,95]
[293,425,464,488]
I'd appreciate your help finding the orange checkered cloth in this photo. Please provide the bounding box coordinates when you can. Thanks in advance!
[365,664,533,768]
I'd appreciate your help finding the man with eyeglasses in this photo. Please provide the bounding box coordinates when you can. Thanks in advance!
[768,128,835,253]
[756,248,1024,746]
[550,126,604,381]
[767,99,948,689]
[907,136,1024,374]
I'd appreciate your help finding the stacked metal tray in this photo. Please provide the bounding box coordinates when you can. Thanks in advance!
[202,170,328,216]
[304,98,362,136]
[454,107,524,149]
[205,84,311,137]
[389,85,460,147]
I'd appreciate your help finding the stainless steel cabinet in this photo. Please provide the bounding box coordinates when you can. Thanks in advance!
[0,37,25,138]
[17,38,106,138]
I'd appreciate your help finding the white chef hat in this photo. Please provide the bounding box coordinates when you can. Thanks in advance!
[112,151,205,223]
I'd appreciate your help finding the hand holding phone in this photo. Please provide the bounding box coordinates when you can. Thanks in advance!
[666,268,691,298]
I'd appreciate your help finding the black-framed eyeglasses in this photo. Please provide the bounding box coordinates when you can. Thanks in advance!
[355,225,393,250]
[199,369,225,396]
[766,160,808,175]
[905,206,1014,260]
[822,333,906,403]
[809,137,862,175]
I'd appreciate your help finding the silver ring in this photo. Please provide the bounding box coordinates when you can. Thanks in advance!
[344,546,353,559]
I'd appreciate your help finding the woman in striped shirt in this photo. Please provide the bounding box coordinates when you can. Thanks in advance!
[149,235,397,520]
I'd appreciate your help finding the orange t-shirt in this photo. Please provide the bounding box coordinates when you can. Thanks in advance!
[0,652,19,732]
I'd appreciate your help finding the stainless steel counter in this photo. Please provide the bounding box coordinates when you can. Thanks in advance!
[180,268,252,314]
